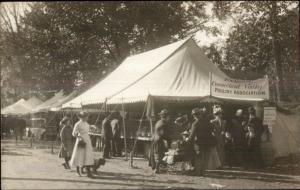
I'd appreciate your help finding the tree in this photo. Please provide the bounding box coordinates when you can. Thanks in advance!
[4,1,216,96]
[0,3,33,107]
[211,1,299,102]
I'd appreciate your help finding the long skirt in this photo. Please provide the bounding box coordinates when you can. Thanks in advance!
[194,145,210,176]
[70,133,94,167]
[206,146,221,170]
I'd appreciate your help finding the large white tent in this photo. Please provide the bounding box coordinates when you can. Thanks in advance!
[63,38,263,108]
[62,37,298,158]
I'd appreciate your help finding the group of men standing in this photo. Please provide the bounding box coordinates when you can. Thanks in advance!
[101,112,122,158]
[149,106,265,176]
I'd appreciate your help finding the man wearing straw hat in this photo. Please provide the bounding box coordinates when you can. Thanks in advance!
[102,112,113,159]
[148,109,170,174]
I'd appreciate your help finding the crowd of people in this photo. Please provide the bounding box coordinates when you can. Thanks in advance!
[149,105,266,176]
[56,104,267,178]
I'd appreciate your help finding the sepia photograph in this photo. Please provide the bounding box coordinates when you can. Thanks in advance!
[1,1,300,189]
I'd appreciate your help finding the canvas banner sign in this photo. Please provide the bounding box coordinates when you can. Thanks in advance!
[211,73,269,100]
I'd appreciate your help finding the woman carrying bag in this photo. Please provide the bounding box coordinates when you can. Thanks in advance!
[70,111,94,178]
[58,117,74,169]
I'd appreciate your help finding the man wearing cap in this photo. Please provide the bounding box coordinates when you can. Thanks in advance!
[187,107,215,176]
[245,106,264,168]
[148,109,170,173]
[155,109,172,148]
[231,109,247,166]
[102,112,113,159]
[111,112,121,157]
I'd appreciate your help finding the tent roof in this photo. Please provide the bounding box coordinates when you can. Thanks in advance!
[50,91,80,111]
[63,38,191,108]
[32,90,66,113]
[1,96,43,115]
[63,38,266,108]
[23,96,44,109]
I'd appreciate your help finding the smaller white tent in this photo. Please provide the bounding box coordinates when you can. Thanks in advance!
[1,97,43,115]
[32,90,65,113]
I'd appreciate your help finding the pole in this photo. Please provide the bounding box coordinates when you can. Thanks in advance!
[130,100,148,167]
[121,96,128,161]
[51,140,54,154]
[149,117,154,136]
[209,71,212,97]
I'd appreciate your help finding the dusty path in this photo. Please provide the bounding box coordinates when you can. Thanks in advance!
[1,139,300,189]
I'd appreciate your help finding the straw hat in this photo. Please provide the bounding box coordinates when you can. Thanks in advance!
[78,111,88,118]
[191,108,201,115]
[60,116,70,125]
[158,109,168,116]
[181,131,190,136]
[236,109,243,116]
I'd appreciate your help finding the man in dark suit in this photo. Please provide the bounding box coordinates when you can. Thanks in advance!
[102,113,113,159]
[111,112,121,157]
[245,106,264,168]
[231,109,247,166]
[187,107,215,176]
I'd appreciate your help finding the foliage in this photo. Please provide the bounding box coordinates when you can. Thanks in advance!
[1,1,214,106]
[207,1,299,101]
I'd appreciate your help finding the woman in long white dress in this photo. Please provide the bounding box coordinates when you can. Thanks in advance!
[70,111,94,178]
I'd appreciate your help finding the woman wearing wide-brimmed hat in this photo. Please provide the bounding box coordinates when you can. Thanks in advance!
[210,105,226,168]
[70,111,94,178]
[58,116,74,170]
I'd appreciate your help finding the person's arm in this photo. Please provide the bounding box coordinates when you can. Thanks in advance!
[60,126,67,147]
[187,122,197,142]
[72,123,80,138]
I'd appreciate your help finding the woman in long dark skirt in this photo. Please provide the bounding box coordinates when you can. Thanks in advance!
[58,117,74,169]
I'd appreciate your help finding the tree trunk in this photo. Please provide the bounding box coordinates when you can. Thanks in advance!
[270,1,285,102]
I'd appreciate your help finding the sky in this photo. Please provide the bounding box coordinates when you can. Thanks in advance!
[1,2,233,48]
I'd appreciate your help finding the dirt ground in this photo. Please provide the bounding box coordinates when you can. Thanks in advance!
[1,139,300,189]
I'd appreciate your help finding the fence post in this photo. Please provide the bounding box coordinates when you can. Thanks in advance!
[51,141,54,154]
[30,137,33,148]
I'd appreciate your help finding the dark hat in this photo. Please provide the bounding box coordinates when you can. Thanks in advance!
[181,131,189,136]
[60,116,70,125]
[191,108,201,115]
[158,109,168,116]
[78,111,88,118]
[248,106,256,113]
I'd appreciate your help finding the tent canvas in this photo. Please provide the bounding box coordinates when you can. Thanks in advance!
[22,96,44,110]
[32,90,66,113]
[1,99,26,114]
[63,39,226,108]
[1,96,43,115]
[271,111,300,157]
[63,38,267,109]
[50,91,80,112]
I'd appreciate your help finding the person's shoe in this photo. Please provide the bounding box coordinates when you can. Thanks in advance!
[62,163,67,169]
[87,172,95,178]
[76,172,82,177]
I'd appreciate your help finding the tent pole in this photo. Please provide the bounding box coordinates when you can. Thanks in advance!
[121,96,128,161]
[149,117,153,136]
[130,100,148,168]
[209,71,212,97]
